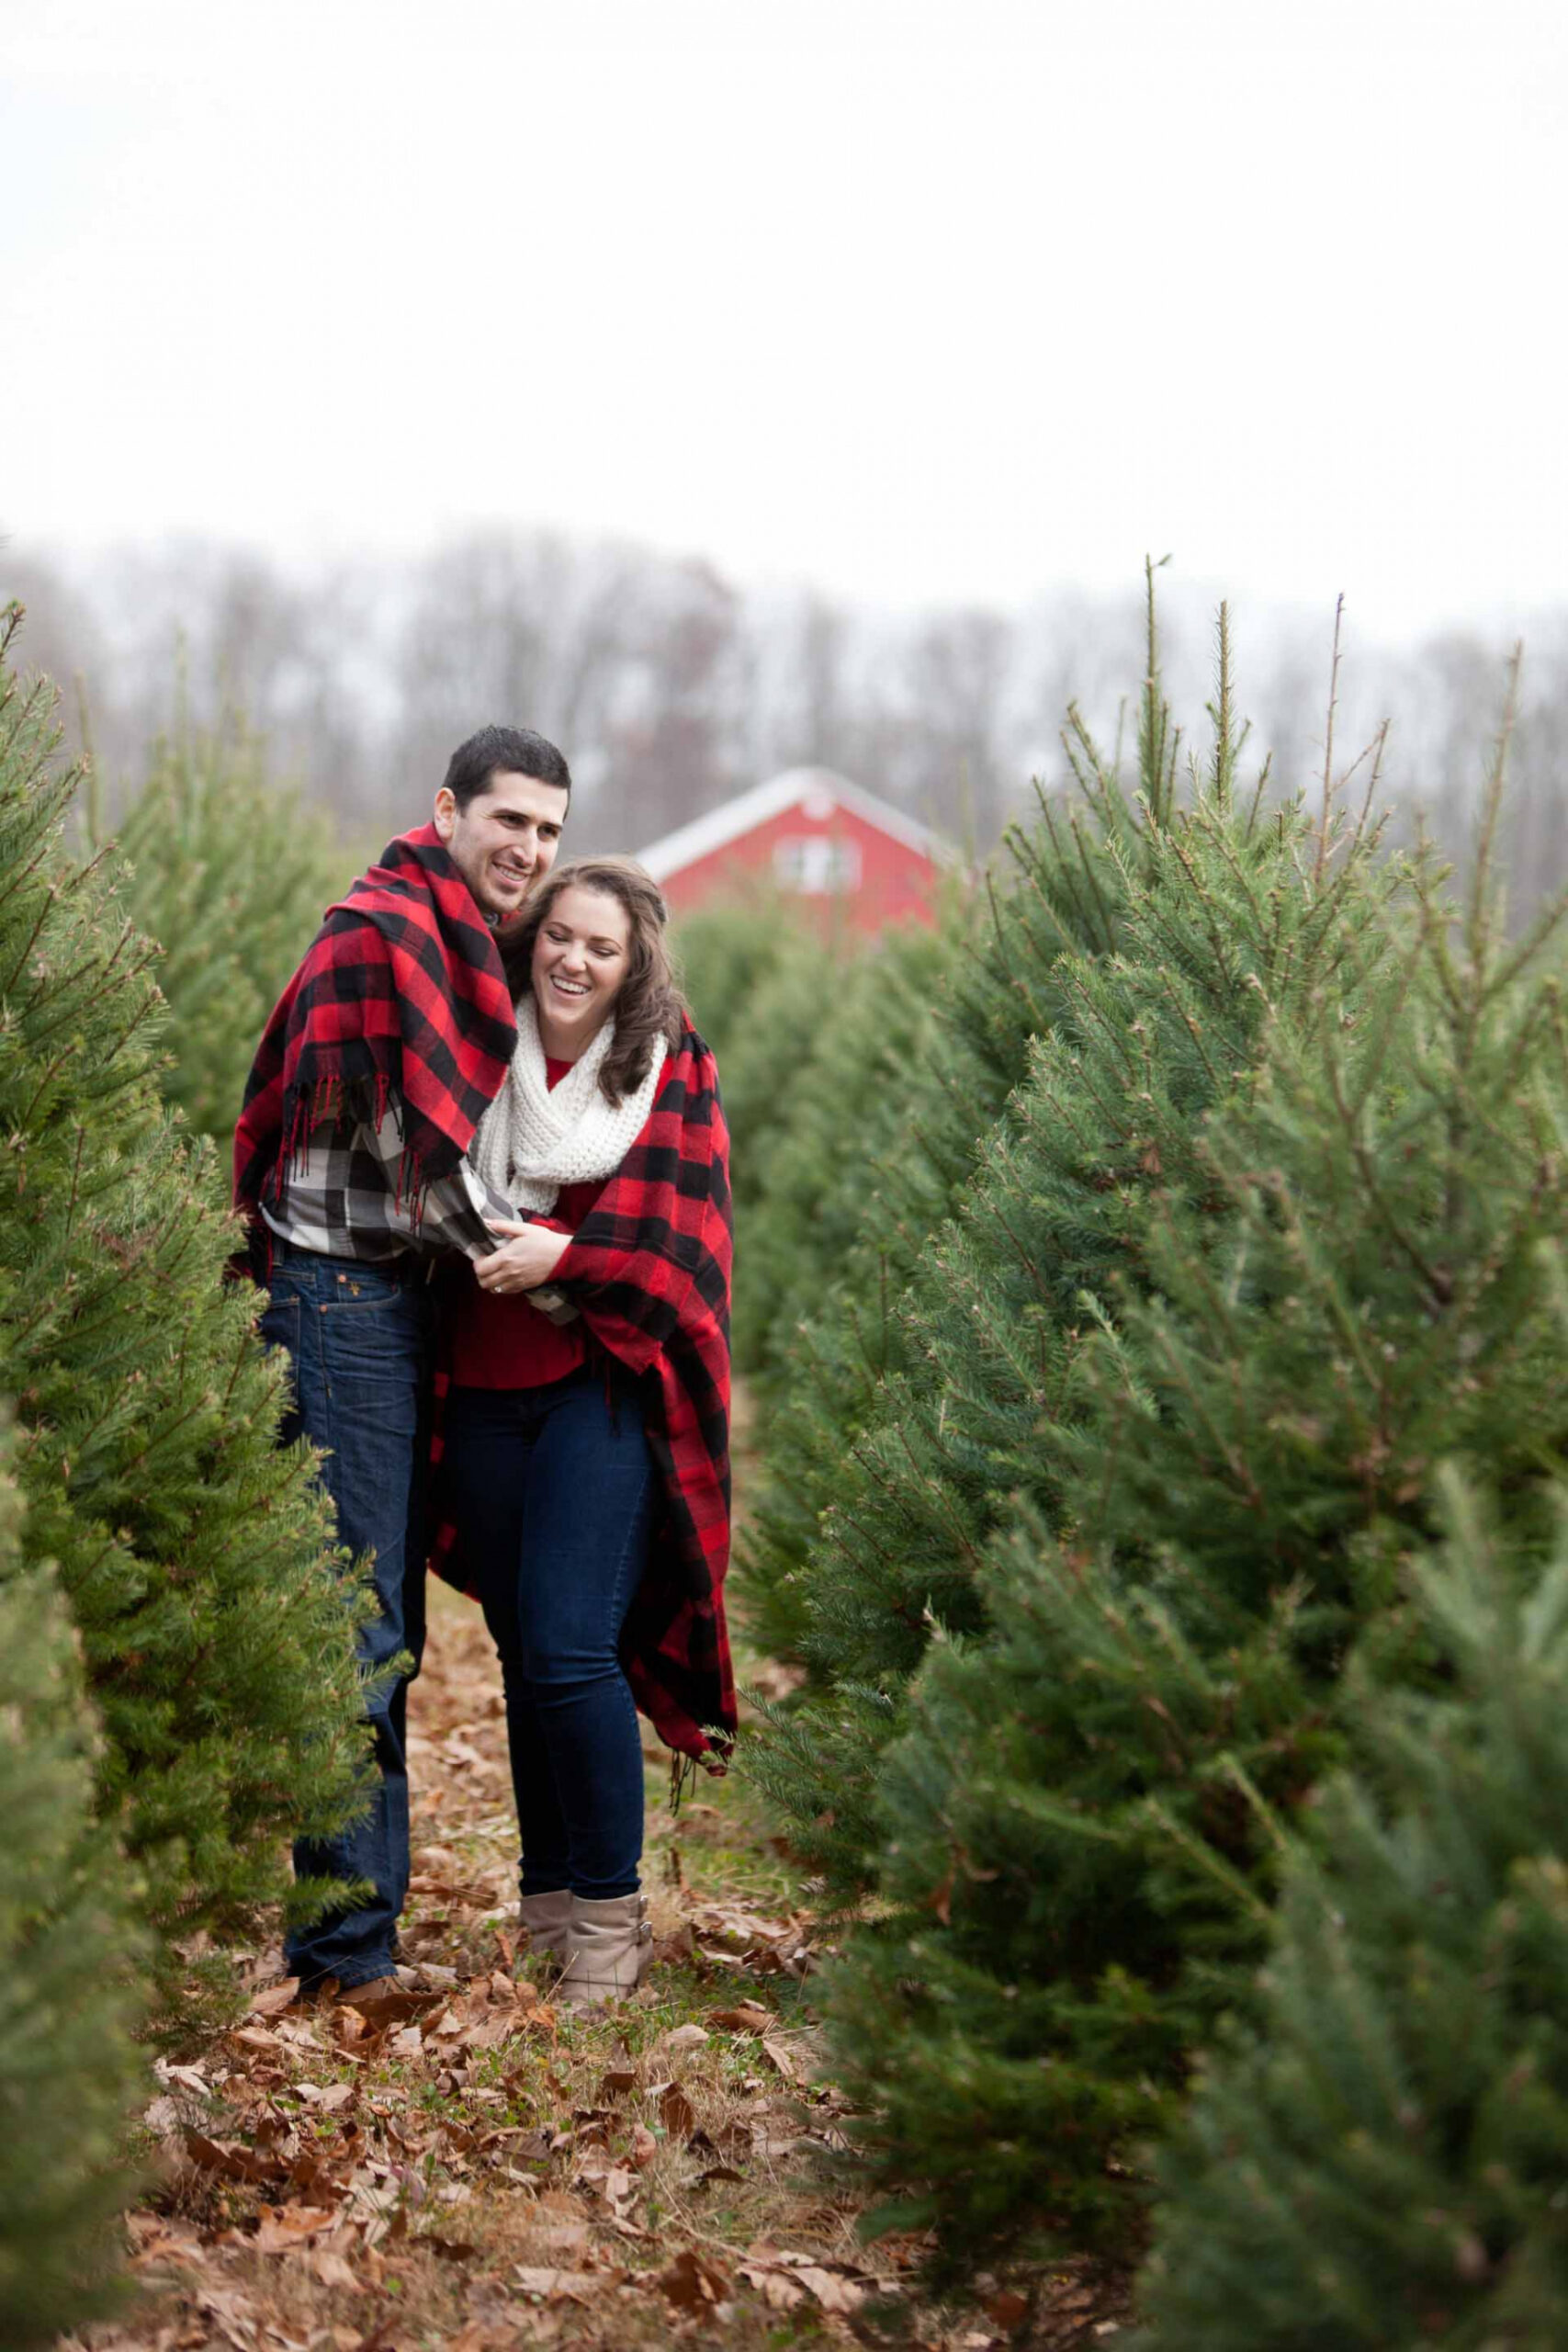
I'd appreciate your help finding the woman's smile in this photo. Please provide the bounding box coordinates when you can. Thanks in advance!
[531,885,632,1057]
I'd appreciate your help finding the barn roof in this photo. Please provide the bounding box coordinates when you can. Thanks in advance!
[636,766,950,883]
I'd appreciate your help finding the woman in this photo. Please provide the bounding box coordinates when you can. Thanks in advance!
[433,856,735,2007]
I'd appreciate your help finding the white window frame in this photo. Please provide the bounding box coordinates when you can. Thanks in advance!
[772,834,863,895]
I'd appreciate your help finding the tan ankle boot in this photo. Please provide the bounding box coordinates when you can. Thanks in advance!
[518,1889,572,1964]
[558,1892,653,2008]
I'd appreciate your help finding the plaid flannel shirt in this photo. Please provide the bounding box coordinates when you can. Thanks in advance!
[259,1098,508,1261]
[261,1098,581,1327]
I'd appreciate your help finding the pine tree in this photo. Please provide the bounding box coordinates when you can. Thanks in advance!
[815,667,1568,2265]
[731,910,956,1385]
[743,605,1396,1905]
[1134,1475,1568,2350]
[0,1423,148,2349]
[87,707,344,1139]
[671,892,807,1069]
[0,606,378,2025]
[725,913,959,1658]
[709,918,854,1224]
[739,568,1182,1706]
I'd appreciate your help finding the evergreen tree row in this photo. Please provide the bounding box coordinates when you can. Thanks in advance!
[1134,1471,1568,2349]
[743,594,1389,1903]
[735,599,1568,2286]
[736,572,1189,1672]
[85,705,344,1140]
[0,1421,148,2350]
[0,605,379,2033]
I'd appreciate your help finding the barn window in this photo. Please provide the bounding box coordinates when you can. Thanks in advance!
[773,835,863,894]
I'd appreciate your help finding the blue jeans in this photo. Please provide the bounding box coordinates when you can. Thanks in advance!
[259,1239,433,1991]
[441,1368,657,1900]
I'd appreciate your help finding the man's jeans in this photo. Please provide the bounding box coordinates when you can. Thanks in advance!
[440,1368,658,1901]
[260,1240,433,1991]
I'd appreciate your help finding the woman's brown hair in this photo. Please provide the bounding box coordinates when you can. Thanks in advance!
[502,857,686,1106]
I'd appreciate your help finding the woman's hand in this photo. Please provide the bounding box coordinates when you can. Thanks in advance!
[473,1220,573,1295]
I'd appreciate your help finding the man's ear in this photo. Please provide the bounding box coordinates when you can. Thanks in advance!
[433,785,457,840]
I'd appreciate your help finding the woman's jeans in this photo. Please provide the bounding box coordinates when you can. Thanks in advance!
[441,1368,657,1901]
[259,1240,432,1991]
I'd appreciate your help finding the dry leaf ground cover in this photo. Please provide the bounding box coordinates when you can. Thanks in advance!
[66,1419,1128,2352]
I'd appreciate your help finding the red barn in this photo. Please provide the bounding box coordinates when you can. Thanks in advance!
[637,767,950,935]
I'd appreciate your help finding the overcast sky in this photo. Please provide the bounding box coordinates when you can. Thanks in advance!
[4,0,1564,639]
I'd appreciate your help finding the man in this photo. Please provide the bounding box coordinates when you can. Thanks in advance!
[234,725,570,1997]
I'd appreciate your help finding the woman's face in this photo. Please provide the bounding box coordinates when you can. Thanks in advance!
[531,885,633,1055]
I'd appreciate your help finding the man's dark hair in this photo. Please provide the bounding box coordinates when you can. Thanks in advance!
[443,726,571,812]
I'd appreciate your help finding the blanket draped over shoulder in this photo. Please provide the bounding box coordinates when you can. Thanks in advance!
[434,1028,737,1767]
[233,823,515,1228]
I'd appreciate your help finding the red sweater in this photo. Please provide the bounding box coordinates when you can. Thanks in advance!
[446,1058,604,1388]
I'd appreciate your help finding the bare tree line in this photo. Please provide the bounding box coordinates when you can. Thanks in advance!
[7,531,1566,915]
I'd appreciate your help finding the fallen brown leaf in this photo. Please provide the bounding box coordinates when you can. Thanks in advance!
[443,2325,507,2352]
[655,2080,697,2138]
[797,2263,866,2315]
[739,2242,872,2317]
[419,2231,479,2260]
[513,2264,616,2302]
[707,2001,773,2034]
[655,2245,732,2310]
[250,2200,336,2251]
[126,2220,209,2273]
[741,2259,806,2312]
[343,2317,400,2352]
[246,1978,301,2018]
[182,2129,277,2187]
[228,2024,283,2052]
[297,2080,356,2111]
[309,2246,364,2291]
[342,1983,441,2028]
[526,2222,593,2256]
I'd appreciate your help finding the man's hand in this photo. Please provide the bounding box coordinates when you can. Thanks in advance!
[474,1220,572,1295]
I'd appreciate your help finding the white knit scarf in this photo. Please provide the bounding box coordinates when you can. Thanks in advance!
[468,996,667,1213]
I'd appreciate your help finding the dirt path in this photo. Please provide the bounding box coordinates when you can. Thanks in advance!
[75,1522,1126,2349]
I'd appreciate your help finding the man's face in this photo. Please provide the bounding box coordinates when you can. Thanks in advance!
[434,770,570,924]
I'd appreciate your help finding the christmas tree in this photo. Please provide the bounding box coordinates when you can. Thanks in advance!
[707,916,854,1226]
[739,567,1183,1712]
[1134,1472,1568,2350]
[86,707,344,1139]
[671,890,807,1068]
[743,602,1397,1906]
[730,909,956,1385]
[815,662,1568,2264]
[725,912,959,1659]
[0,606,378,2024]
[0,1422,148,2348]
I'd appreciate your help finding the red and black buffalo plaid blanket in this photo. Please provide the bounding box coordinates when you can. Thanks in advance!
[233,823,515,1229]
[434,1028,737,1769]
